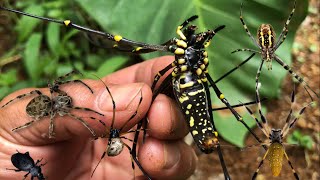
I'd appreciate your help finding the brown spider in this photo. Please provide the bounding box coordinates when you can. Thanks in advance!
[242,85,313,180]
[1,70,103,138]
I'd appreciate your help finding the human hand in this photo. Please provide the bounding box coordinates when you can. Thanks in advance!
[0,56,197,180]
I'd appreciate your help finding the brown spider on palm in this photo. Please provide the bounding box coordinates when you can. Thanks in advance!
[0,70,103,138]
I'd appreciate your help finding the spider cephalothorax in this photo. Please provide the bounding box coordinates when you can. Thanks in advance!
[269,129,283,144]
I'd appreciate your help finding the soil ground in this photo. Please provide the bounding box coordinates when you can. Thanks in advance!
[190,0,319,179]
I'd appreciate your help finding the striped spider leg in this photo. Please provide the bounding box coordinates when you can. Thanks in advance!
[242,86,314,179]
[91,79,151,180]
[232,0,319,100]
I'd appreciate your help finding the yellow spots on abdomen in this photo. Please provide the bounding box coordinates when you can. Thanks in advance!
[192,130,198,135]
[189,116,195,127]
[267,143,284,177]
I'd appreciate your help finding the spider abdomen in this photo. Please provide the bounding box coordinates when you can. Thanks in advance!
[26,95,52,119]
[173,72,217,153]
[257,24,275,49]
[267,142,284,176]
[107,138,124,156]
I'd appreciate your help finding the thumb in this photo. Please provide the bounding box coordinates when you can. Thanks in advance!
[0,80,151,145]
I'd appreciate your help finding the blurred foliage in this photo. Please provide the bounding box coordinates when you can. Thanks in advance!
[0,0,308,147]
[287,130,315,150]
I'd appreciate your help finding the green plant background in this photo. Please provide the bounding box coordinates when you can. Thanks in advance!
[0,0,308,147]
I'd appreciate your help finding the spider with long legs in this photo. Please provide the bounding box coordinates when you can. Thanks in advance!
[91,78,151,180]
[231,0,319,101]
[242,85,314,180]
[0,70,103,138]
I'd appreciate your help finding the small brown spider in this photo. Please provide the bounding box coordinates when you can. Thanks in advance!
[1,70,103,138]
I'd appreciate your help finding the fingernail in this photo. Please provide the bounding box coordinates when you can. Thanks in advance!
[97,83,143,112]
[164,142,180,169]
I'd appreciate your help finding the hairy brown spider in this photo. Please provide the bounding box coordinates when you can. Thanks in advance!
[1,70,103,138]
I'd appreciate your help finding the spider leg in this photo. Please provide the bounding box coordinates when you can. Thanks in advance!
[49,113,56,138]
[274,55,319,99]
[72,106,104,116]
[275,0,297,49]
[240,2,261,48]
[151,63,174,91]
[212,97,267,111]
[123,142,152,180]
[255,60,272,134]
[231,48,260,54]
[176,15,198,40]
[91,150,107,178]
[54,79,94,94]
[241,102,269,137]
[123,143,136,179]
[203,25,225,48]
[12,119,39,132]
[284,149,299,180]
[119,90,143,132]
[215,53,256,84]
[0,6,167,53]
[1,90,42,108]
[282,100,313,137]
[252,148,270,180]
[207,74,265,146]
[67,113,97,137]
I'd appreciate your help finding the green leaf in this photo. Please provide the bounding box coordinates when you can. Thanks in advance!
[300,135,314,150]
[46,23,60,56]
[23,33,43,80]
[75,0,308,146]
[0,69,18,86]
[0,86,11,99]
[96,56,129,77]
[287,130,315,150]
[16,5,45,42]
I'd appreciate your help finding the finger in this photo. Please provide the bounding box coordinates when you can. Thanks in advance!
[138,137,197,179]
[0,81,152,145]
[147,94,188,140]
[104,56,174,86]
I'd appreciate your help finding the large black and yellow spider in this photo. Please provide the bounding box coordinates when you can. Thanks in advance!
[0,70,103,138]
[0,5,266,179]
[231,0,319,101]
[242,86,313,180]
[91,78,151,180]
[0,6,263,179]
